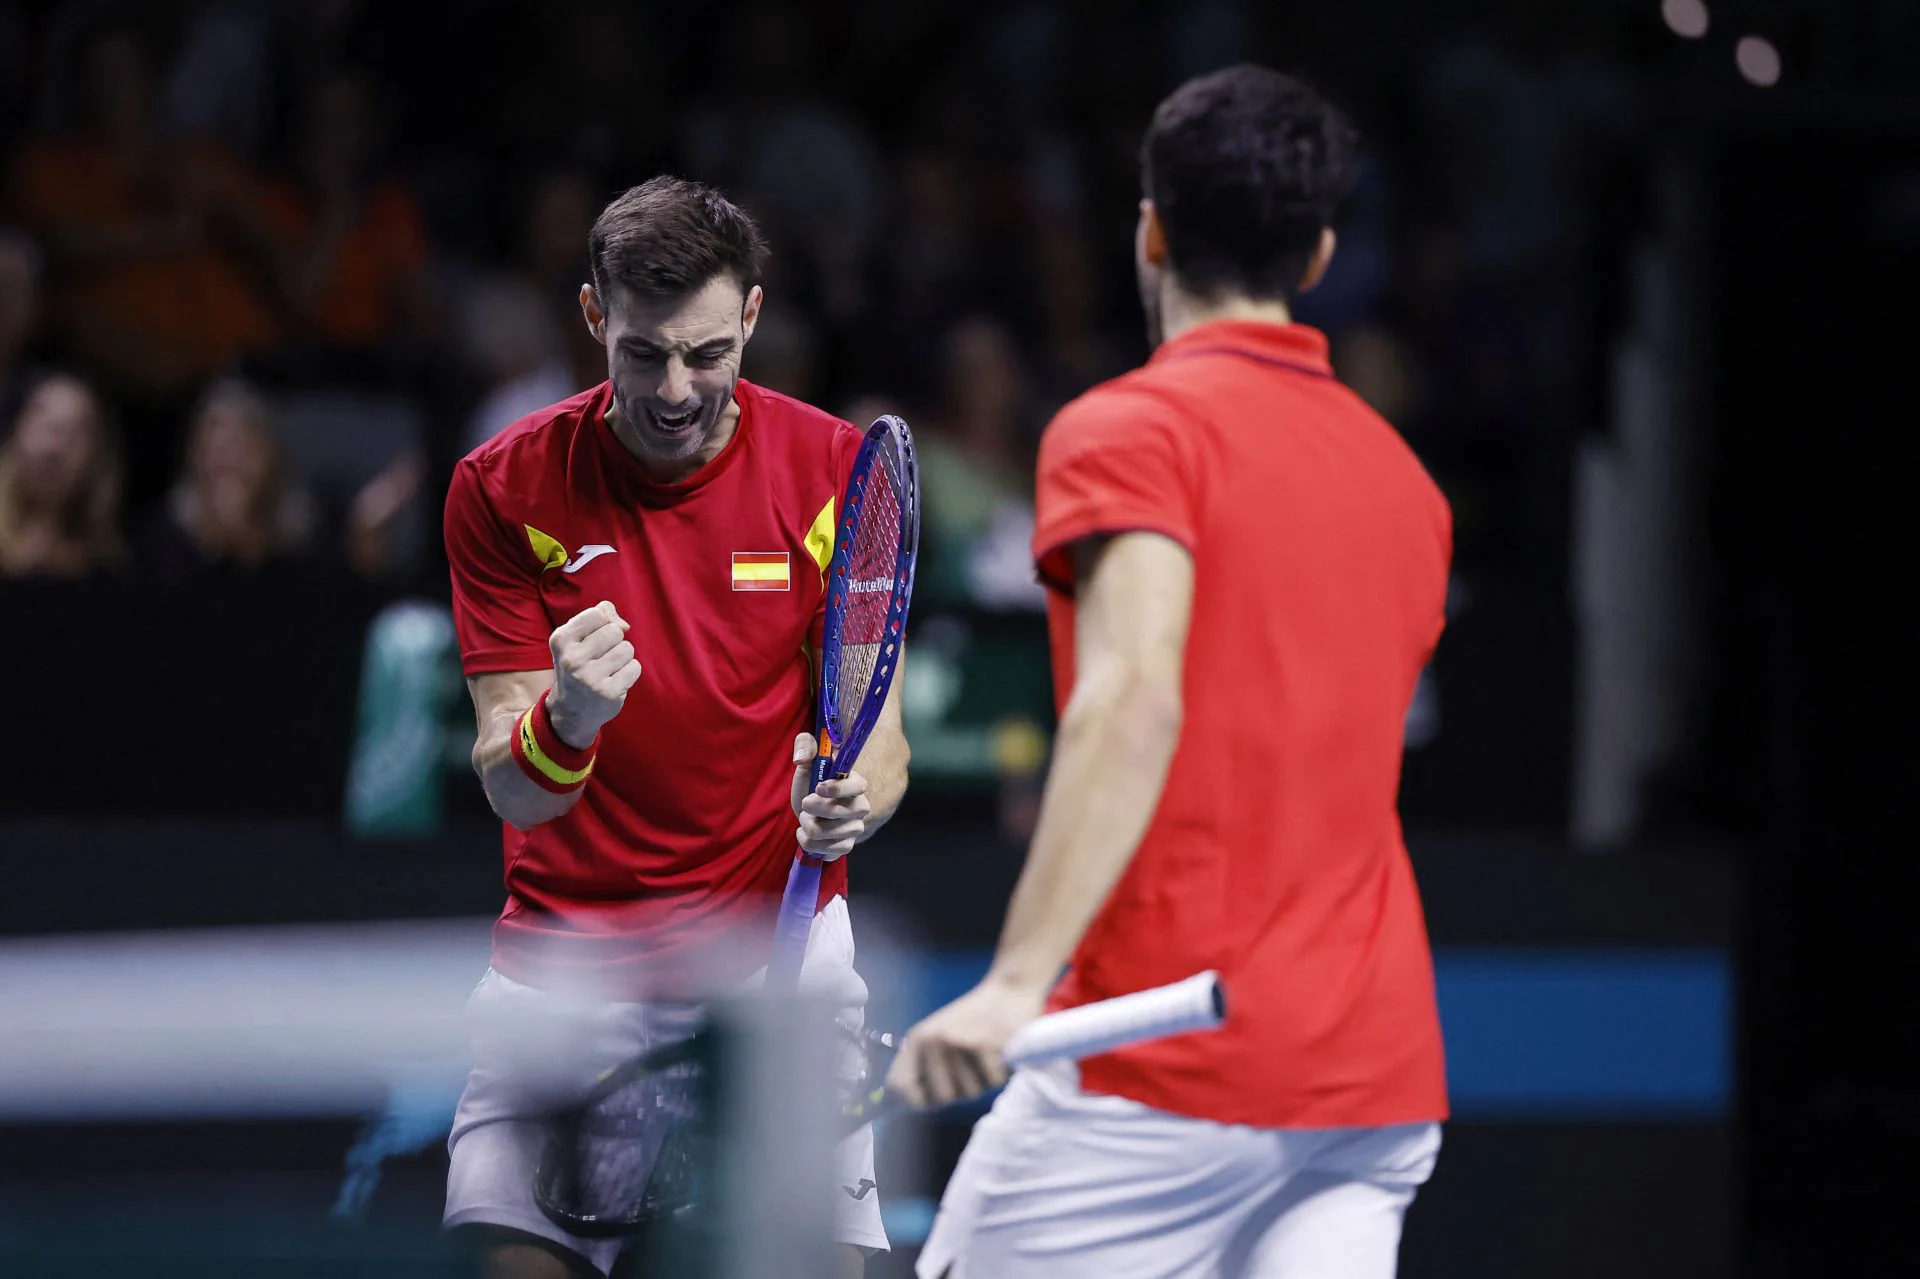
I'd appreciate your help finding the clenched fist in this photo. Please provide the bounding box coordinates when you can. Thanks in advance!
[546,601,641,748]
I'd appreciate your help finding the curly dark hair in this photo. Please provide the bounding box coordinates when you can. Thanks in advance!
[1141,65,1360,303]
[588,176,771,303]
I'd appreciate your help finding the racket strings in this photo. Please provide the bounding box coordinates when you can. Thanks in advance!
[539,1022,897,1233]
[835,440,906,717]
[544,1057,702,1227]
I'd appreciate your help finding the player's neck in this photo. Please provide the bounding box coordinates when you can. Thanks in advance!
[1156,286,1295,347]
[606,397,742,485]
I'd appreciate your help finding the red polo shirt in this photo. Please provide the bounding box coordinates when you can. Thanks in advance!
[445,379,861,998]
[1033,320,1452,1128]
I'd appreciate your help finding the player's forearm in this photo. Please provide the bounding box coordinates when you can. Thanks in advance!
[984,666,1183,994]
[472,718,583,831]
[850,661,911,842]
[856,731,910,840]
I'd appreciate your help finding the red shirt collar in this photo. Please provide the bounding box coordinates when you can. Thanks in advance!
[1149,319,1333,379]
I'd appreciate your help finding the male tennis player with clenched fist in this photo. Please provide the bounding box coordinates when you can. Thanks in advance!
[891,67,1450,1278]
[442,176,907,1279]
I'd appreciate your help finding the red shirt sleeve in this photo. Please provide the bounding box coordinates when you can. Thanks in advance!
[444,458,554,675]
[1031,386,1201,592]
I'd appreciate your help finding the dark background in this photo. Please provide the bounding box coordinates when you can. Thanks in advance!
[0,0,1914,1274]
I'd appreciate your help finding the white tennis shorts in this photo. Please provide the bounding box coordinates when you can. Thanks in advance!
[443,895,889,1272]
[918,1060,1440,1279]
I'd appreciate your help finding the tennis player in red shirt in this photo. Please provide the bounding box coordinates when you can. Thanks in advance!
[890,67,1451,1278]
[442,177,907,1278]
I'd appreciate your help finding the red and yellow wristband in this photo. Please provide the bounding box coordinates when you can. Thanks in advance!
[508,690,598,794]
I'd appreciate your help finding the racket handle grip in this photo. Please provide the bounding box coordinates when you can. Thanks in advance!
[1002,971,1226,1068]
[766,853,825,994]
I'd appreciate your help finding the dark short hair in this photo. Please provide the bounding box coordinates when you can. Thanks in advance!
[1141,65,1359,302]
[588,176,770,304]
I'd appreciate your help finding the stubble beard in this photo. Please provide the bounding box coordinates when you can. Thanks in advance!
[612,375,732,468]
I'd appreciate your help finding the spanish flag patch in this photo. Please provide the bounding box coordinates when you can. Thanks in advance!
[731,551,791,592]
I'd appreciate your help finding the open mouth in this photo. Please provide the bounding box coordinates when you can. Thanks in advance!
[646,405,701,434]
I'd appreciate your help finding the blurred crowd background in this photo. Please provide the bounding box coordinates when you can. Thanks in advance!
[1,0,1915,1276]
[0,0,1755,839]
[0,0,1683,605]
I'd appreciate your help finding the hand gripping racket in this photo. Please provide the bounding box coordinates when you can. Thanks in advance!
[765,414,920,993]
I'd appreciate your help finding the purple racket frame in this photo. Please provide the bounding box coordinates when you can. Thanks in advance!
[765,416,919,991]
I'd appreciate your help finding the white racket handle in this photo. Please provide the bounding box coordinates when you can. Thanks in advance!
[1002,970,1226,1068]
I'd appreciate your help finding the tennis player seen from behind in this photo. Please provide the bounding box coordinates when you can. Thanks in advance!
[889,66,1452,1279]
[442,176,907,1279]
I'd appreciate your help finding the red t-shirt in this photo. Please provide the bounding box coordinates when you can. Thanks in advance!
[445,379,860,997]
[1033,320,1452,1129]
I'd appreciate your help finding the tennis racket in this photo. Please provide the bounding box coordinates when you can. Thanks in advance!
[533,971,1229,1238]
[765,413,920,992]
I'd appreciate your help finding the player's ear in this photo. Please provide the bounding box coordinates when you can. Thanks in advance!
[739,284,764,345]
[1137,200,1169,269]
[1298,227,1337,296]
[580,284,607,344]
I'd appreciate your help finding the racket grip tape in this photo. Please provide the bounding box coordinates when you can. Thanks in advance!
[1002,971,1226,1068]
[765,854,826,992]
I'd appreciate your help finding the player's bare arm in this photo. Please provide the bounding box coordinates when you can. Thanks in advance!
[888,533,1194,1107]
[791,651,911,859]
[468,601,643,831]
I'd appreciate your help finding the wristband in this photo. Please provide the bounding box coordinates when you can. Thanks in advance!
[509,690,597,794]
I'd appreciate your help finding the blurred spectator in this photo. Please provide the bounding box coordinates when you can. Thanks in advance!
[257,67,432,353]
[683,2,883,327]
[873,148,988,394]
[1417,3,1639,280]
[741,301,824,404]
[918,317,1045,611]
[0,371,123,580]
[840,394,904,437]
[457,166,603,452]
[6,19,281,405]
[1031,216,1123,399]
[458,275,572,454]
[0,226,41,430]
[135,380,317,581]
[343,448,424,581]
[1414,0,1643,488]
[513,167,603,390]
